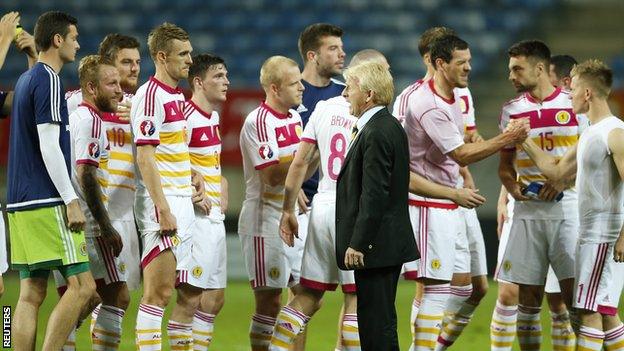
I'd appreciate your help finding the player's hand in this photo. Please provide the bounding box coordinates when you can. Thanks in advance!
[452,188,485,209]
[344,247,365,269]
[191,170,205,204]
[100,224,123,257]
[0,12,19,44]
[297,190,309,214]
[116,100,131,121]
[15,30,36,59]
[194,197,211,216]
[538,181,563,202]
[508,182,531,202]
[65,199,86,233]
[469,132,484,143]
[279,210,298,247]
[505,118,531,143]
[158,208,177,237]
[615,231,624,262]
[497,201,509,239]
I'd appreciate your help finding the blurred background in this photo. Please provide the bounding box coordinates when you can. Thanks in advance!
[1,0,624,275]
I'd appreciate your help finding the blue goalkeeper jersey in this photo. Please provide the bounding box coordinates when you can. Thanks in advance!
[7,62,71,212]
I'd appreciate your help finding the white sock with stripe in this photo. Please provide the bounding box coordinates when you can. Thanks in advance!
[516,305,542,350]
[409,297,421,350]
[270,306,309,350]
[92,305,124,350]
[436,298,477,350]
[490,300,517,351]
[578,326,605,351]
[136,303,164,351]
[605,324,624,351]
[413,284,450,350]
[192,310,215,350]
[250,313,276,349]
[341,313,360,350]
[90,304,101,335]
[549,310,575,351]
[62,328,76,351]
[168,320,193,351]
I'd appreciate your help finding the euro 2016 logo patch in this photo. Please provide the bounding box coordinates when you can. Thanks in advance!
[140,120,156,136]
[555,111,571,125]
[258,144,273,160]
[88,142,100,158]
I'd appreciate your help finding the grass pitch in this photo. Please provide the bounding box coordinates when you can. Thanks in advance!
[1,273,615,350]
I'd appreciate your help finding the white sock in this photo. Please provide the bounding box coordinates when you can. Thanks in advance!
[92,305,125,350]
[90,304,101,335]
[517,305,542,351]
[270,306,309,350]
[192,310,215,350]
[341,313,360,351]
[410,297,421,346]
[413,284,450,351]
[435,299,477,350]
[250,313,276,349]
[578,325,605,351]
[167,320,193,351]
[136,303,164,351]
[490,300,517,351]
[604,324,624,351]
[549,310,575,351]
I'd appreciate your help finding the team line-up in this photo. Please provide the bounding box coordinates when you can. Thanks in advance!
[0,9,623,351]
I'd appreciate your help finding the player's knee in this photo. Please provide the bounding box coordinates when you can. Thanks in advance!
[78,279,98,304]
[212,294,225,315]
[497,286,518,306]
[256,294,282,317]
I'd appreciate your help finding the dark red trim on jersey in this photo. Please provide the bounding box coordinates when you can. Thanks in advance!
[341,283,357,293]
[187,99,213,119]
[466,126,477,131]
[261,101,291,119]
[300,277,339,292]
[149,76,183,95]
[525,86,561,104]
[254,160,279,170]
[429,79,455,105]
[136,139,160,146]
[301,137,317,144]
[76,159,99,167]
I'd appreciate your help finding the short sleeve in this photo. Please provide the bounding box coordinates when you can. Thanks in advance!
[74,115,102,167]
[499,106,514,151]
[243,115,279,170]
[33,69,63,125]
[460,90,476,130]
[420,108,464,155]
[131,92,163,146]
[301,103,321,144]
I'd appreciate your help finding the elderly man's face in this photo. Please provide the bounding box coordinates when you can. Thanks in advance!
[342,77,368,117]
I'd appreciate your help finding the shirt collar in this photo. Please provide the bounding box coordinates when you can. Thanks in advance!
[356,105,384,131]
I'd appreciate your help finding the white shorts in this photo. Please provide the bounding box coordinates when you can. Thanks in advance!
[544,266,561,294]
[497,218,578,285]
[135,195,195,275]
[0,212,7,274]
[183,208,227,289]
[462,208,488,277]
[407,206,464,281]
[574,241,624,315]
[495,200,514,283]
[300,199,355,293]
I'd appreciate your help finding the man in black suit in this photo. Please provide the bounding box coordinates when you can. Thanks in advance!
[336,61,418,350]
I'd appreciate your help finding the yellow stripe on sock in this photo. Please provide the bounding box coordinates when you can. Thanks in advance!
[417,314,444,320]
[168,335,192,340]
[93,328,121,338]
[551,334,576,340]
[137,339,162,345]
[414,339,437,348]
[274,325,297,339]
[606,339,624,350]
[516,330,542,336]
[343,339,361,346]
[137,329,162,333]
[552,345,575,351]
[193,330,213,336]
[578,346,600,351]
[342,325,358,333]
[270,337,291,348]
[193,339,211,347]
[170,345,192,350]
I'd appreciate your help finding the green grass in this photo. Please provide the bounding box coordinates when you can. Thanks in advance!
[1,274,620,350]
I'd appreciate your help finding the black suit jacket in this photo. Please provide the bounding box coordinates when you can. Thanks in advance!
[335,107,418,270]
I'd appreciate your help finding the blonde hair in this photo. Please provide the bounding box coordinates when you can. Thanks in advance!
[78,55,113,91]
[571,59,613,98]
[259,55,299,89]
[147,22,190,60]
[343,62,394,106]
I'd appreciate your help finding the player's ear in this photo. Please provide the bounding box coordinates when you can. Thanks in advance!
[156,50,167,65]
[52,33,63,48]
[86,80,97,96]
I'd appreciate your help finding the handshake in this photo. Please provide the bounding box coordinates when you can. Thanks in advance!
[503,117,531,144]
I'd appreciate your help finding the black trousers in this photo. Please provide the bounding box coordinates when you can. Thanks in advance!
[354,264,402,351]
